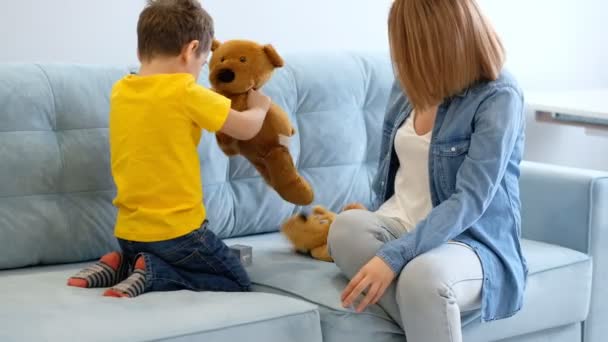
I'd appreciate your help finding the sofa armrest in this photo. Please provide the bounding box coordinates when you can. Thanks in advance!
[520,161,608,342]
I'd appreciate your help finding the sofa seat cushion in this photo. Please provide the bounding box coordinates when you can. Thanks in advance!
[226,233,592,342]
[0,263,322,342]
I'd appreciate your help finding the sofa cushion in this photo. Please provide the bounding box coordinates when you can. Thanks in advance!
[0,263,322,342]
[0,64,128,270]
[0,55,393,270]
[225,233,591,342]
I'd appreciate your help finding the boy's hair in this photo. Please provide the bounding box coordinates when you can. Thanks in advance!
[137,0,214,61]
[388,0,505,109]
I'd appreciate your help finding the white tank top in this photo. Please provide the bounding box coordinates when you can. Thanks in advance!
[375,111,432,232]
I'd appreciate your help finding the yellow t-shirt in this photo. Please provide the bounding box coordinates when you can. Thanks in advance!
[109,73,230,242]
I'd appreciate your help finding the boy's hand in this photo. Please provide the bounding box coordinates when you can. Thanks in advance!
[248,89,271,112]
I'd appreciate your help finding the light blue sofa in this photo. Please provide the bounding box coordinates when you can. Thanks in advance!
[0,54,606,342]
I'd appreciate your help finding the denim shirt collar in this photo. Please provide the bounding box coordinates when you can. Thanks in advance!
[454,85,471,98]
[456,87,470,97]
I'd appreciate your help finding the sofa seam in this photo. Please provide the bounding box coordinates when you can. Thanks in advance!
[211,160,378,185]
[300,160,378,170]
[143,306,320,342]
[285,63,299,115]
[585,179,594,254]
[351,56,374,207]
[32,65,77,243]
[353,54,371,108]
[34,64,58,130]
[527,258,591,277]
[295,105,366,117]
[285,63,302,173]
[584,177,608,342]
[0,127,107,134]
[251,283,397,324]
[586,177,608,255]
[0,189,115,200]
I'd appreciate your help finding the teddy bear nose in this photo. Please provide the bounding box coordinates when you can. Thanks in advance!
[217,68,235,83]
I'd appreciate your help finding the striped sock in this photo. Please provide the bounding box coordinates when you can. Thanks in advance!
[67,251,128,288]
[103,257,147,298]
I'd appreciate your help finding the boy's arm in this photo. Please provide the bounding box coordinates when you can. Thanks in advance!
[185,82,270,140]
[184,82,231,132]
[221,89,271,140]
[221,107,267,141]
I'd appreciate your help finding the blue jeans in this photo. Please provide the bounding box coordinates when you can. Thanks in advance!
[118,222,251,293]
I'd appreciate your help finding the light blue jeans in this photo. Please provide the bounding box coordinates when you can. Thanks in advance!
[328,210,483,342]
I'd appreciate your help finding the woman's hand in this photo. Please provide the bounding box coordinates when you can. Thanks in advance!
[341,256,396,313]
[342,203,367,212]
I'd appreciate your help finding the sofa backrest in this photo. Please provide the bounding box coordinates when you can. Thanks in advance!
[0,54,393,269]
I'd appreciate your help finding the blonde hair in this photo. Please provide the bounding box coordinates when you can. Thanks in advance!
[388,0,505,109]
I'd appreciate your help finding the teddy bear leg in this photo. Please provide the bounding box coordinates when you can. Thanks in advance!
[216,132,240,156]
[311,245,333,262]
[264,146,314,205]
[250,159,272,185]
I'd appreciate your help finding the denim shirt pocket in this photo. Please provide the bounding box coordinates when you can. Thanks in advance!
[433,138,471,157]
[432,138,471,192]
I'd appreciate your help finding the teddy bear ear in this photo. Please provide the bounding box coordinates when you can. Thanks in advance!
[211,39,222,52]
[263,44,284,68]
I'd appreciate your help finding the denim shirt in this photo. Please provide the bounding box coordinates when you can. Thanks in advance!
[374,71,528,322]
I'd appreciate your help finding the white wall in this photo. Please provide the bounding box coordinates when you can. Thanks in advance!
[1,0,607,170]
[206,0,391,54]
[480,0,608,171]
[480,0,608,91]
[211,0,608,91]
[1,0,606,90]
[0,0,143,66]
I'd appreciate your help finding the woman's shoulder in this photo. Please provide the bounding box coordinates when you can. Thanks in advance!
[449,69,525,128]
[468,69,524,101]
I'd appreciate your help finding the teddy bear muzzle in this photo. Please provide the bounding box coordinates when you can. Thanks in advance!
[216,68,236,83]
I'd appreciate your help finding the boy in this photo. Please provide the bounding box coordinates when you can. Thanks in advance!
[67,0,270,298]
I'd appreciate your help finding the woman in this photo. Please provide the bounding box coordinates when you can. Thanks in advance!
[327,0,528,341]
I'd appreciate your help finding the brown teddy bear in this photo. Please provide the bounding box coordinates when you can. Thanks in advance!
[209,39,314,206]
[281,203,366,262]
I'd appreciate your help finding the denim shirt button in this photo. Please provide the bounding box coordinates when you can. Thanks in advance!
[451,147,456,152]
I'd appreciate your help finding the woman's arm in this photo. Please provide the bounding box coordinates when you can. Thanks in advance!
[376,85,524,274]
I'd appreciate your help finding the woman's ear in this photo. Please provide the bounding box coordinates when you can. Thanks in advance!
[211,39,222,52]
[263,44,284,68]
